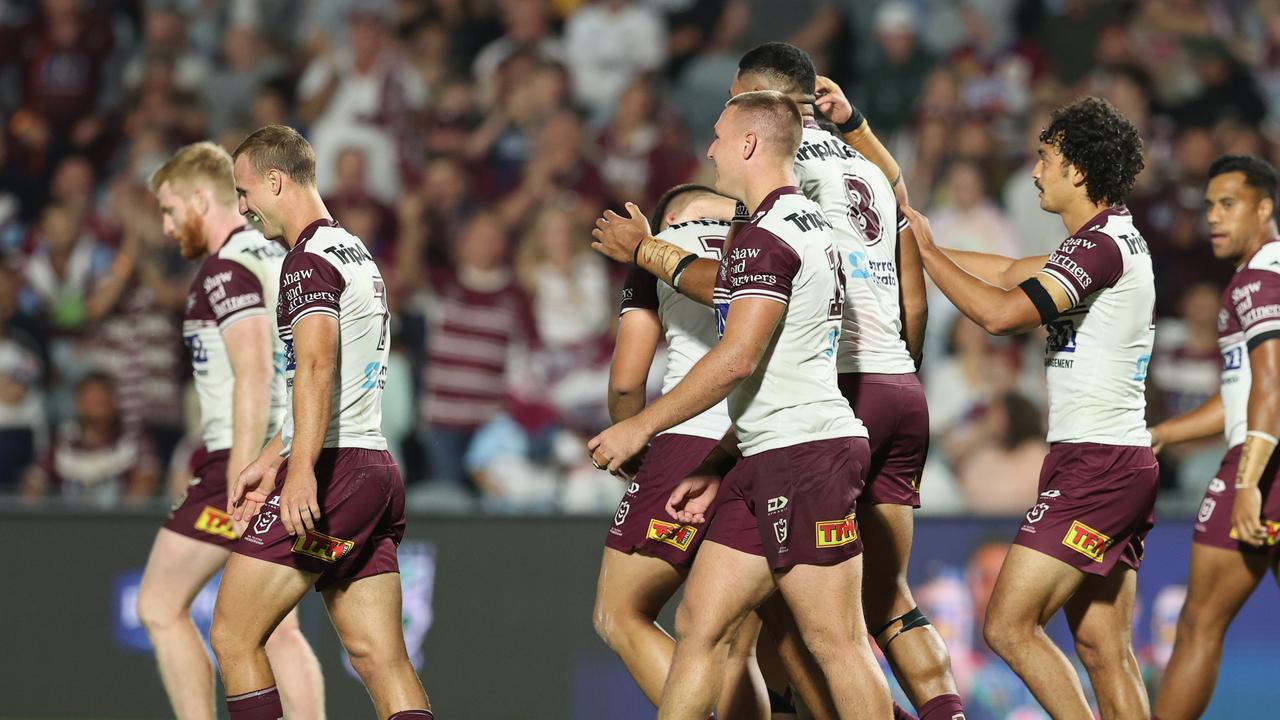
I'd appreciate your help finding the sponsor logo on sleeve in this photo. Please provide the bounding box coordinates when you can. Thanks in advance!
[646,519,698,551]
[1062,520,1112,562]
[194,506,239,540]
[291,529,356,563]
[815,513,858,548]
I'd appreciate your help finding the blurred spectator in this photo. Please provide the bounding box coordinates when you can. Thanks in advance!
[564,0,666,122]
[926,159,1020,256]
[19,203,118,335]
[325,146,398,261]
[0,267,46,490]
[121,3,210,95]
[1003,108,1067,256]
[396,156,479,281]
[473,0,565,93]
[597,77,662,208]
[201,24,287,136]
[420,212,540,488]
[1150,282,1223,422]
[853,2,935,134]
[21,372,157,506]
[953,392,1048,515]
[497,108,606,225]
[299,4,426,202]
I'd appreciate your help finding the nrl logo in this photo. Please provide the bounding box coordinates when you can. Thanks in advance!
[614,501,630,526]
[1026,503,1049,524]
[774,519,788,544]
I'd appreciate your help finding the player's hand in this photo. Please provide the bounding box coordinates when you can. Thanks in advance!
[229,458,277,523]
[591,202,651,264]
[1232,485,1267,547]
[587,417,652,475]
[666,474,722,525]
[814,75,853,125]
[279,465,322,536]
[1149,426,1166,455]
[901,206,936,251]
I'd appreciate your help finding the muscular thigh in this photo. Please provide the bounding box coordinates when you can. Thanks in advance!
[595,546,688,617]
[140,528,231,608]
[677,541,775,642]
[987,544,1086,628]
[215,553,318,642]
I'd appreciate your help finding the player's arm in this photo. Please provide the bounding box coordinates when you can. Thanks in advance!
[896,222,928,367]
[1149,394,1224,453]
[814,75,907,206]
[223,315,274,485]
[1232,337,1280,545]
[590,298,784,473]
[608,309,662,424]
[280,312,337,535]
[905,207,1068,335]
[940,249,1051,290]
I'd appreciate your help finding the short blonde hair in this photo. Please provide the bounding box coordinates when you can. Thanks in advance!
[149,141,237,205]
[231,125,317,187]
[726,90,803,159]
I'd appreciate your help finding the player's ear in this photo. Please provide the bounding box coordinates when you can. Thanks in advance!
[1258,195,1274,225]
[193,187,210,217]
[267,169,283,196]
[743,132,757,160]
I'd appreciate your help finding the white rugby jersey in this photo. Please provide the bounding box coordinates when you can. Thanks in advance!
[277,220,389,455]
[1037,206,1154,445]
[620,219,732,441]
[711,187,865,455]
[182,226,288,452]
[793,120,915,375]
[1218,239,1280,447]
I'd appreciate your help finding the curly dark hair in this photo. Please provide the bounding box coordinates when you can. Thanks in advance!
[1038,97,1144,206]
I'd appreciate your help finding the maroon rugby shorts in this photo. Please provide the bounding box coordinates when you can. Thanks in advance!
[235,448,406,591]
[163,445,239,548]
[706,436,868,571]
[838,372,928,507]
[1014,442,1158,576]
[605,433,722,568]
[1193,443,1280,553]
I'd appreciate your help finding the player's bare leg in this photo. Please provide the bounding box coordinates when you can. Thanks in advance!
[861,503,962,716]
[264,607,326,719]
[324,572,430,717]
[210,554,317,708]
[1062,565,1148,719]
[756,594,836,719]
[776,555,892,720]
[1153,544,1266,720]
[137,529,231,720]
[717,610,769,720]
[983,545,1092,720]
[592,548,688,703]
[660,541,776,720]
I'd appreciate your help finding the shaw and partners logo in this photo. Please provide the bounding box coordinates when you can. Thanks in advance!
[816,513,858,548]
[1062,520,1112,562]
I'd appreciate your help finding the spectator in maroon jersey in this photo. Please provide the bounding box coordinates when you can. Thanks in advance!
[419,211,539,489]
[21,372,158,506]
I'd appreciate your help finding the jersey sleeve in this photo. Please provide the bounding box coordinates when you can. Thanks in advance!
[896,205,909,234]
[724,226,802,304]
[200,257,267,330]
[1229,269,1280,350]
[619,264,660,315]
[1039,231,1124,307]
[279,250,346,327]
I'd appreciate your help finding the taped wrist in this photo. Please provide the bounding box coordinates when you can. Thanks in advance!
[1236,432,1279,488]
[635,236,695,286]
[1019,277,1062,324]
[837,104,867,134]
[671,254,700,290]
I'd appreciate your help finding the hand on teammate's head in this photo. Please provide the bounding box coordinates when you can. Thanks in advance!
[591,202,650,264]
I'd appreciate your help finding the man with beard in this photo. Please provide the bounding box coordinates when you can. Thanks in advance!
[137,141,324,720]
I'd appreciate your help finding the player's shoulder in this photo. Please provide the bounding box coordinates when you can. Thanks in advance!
[754,188,829,243]
[218,226,285,267]
[1243,240,1280,276]
[658,219,729,252]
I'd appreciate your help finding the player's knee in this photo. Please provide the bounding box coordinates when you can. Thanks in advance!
[981,610,1029,659]
[344,635,410,681]
[264,619,307,655]
[673,600,730,649]
[1174,601,1229,644]
[1073,633,1132,675]
[209,615,252,662]
[135,587,180,633]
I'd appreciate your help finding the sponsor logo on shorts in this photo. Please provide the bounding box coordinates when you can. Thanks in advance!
[251,508,279,537]
[1209,478,1226,494]
[1026,503,1049,524]
[194,506,238,540]
[1198,498,1216,523]
[1040,490,1061,498]
[169,491,188,515]
[815,513,858,548]
[646,519,697,551]
[767,496,789,513]
[626,482,639,495]
[1229,519,1280,546]
[614,501,631,526]
[1062,520,1112,562]
[774,519,789,545]
[291,530,355,563]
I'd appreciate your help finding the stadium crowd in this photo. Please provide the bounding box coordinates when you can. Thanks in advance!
[1,0,1278,514]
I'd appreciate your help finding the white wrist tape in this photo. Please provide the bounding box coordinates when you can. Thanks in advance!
[1246,430,1279,446]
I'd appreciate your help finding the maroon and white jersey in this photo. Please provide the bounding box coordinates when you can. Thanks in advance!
[620,219,731,441]
[1218,239,1280,447]
[277,220,390,455]
[794,121,915,375]
[712,187,865,456]
[1038,206,1154,445]
[182,226,287,452]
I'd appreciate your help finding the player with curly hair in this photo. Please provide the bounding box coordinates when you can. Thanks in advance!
[901,97,1155,720]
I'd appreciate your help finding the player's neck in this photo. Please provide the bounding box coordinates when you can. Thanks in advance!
[1238,226,1279,266]
[1059,197,1112,236]
[743,168,798,215]
[281,191,334,248]
[203,208,246,255]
